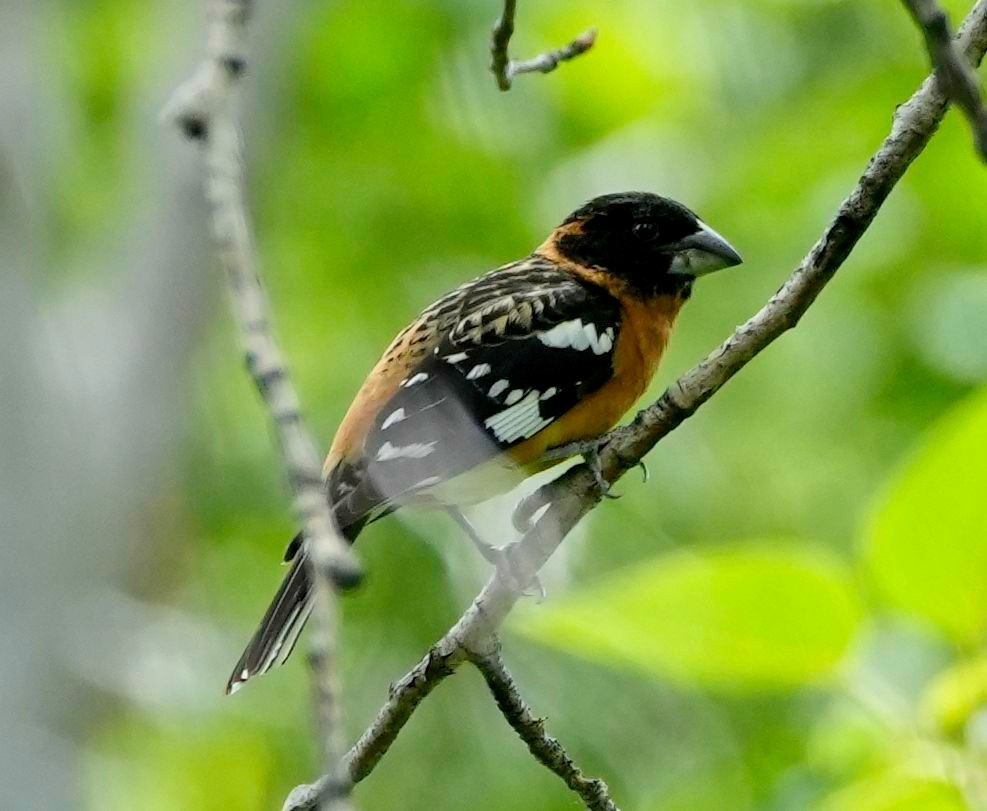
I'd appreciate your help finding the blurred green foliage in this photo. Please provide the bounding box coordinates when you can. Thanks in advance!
[865,388,987,645]
[49,0,987,808]
[521,388,987,809]
[514,541,862,689]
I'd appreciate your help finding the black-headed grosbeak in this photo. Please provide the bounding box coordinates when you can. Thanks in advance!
[228,191,741,693]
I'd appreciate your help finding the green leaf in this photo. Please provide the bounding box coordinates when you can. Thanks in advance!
[863,387,987,644]
[920,654,987,738]
[816,775,965,811]
[511,540,861,690]
[808,699,892,780]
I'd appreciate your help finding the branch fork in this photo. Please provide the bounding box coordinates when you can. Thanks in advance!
[490,0,597,91]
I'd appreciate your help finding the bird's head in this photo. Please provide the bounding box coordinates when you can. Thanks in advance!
[543,191,742,297]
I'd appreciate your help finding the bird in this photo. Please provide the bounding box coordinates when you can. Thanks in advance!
[226,191,742,694]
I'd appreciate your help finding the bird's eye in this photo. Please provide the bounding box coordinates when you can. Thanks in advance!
[632,221,657,240]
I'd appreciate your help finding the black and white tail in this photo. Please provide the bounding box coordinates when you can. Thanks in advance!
[226,542,313,694]
[226,474,379,694]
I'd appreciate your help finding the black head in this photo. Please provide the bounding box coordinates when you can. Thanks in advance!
[551,192,742,296]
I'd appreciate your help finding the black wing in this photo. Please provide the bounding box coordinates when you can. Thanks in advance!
[328,256,621,523]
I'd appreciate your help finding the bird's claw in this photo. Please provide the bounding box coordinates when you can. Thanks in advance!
[582,445,618,499]
[543,438,652,496]
[497,541,546,601]
[541,437,617,497]
[525,572,547,602]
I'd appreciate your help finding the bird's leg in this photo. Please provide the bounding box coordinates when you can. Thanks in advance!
[445,507,545,600]
[512,450,652,534]
[540,437,619,499]
[446,506,501,565]
[512,484,553,534]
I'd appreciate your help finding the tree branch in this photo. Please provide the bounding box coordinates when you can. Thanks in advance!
[902,0,987,160]
[285,2,987,807]
[282,642,464,810]
[162,1,360,807]
[490,0,597,91]
[467,639,619,811]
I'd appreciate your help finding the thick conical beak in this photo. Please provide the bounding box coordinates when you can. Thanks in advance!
[668,222,743,277]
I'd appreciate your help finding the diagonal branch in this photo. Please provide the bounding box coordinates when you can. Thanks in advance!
[285,2,987,807]
[901,0,987,160]
[162,1,361,807]
[467,639,619,811]
[490,0,597,91]
[282,643,464,810]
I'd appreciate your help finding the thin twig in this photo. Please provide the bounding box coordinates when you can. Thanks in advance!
[467,639,619,811]
[902,0,987,160]
[490,0,596,91]
[162,2,360,809]
[285,3,987,807]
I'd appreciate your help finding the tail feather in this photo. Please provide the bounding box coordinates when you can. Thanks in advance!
[227,545,313,694]
[227,498,373,694]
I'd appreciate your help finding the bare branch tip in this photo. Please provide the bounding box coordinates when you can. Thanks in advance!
[574,27,599,51]
[489,0,597,90]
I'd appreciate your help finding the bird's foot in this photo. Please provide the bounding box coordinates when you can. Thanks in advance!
[512,487,550,534]
[447,508,545,599]
[584,446,619,499]
[542,437,617,498]
[512,448,649,533]
[497,541,547,600]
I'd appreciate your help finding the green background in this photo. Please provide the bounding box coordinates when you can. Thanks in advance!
[34,0,987,808]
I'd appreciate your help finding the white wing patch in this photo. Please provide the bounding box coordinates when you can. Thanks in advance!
[466,363,491,380]
[537,319,613,355]
[381,408,407,430]
[444,352,469,364]
[484,391,553,443]
[403,372,429,387]
[540,387,558,400]
[505,389,524,405]
[376,440,437,461]
[489,379,510,398]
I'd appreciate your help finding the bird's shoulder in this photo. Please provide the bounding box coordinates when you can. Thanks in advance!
[417,253,617,346]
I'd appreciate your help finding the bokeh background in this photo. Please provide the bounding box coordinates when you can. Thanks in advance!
[4,0,987,808]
